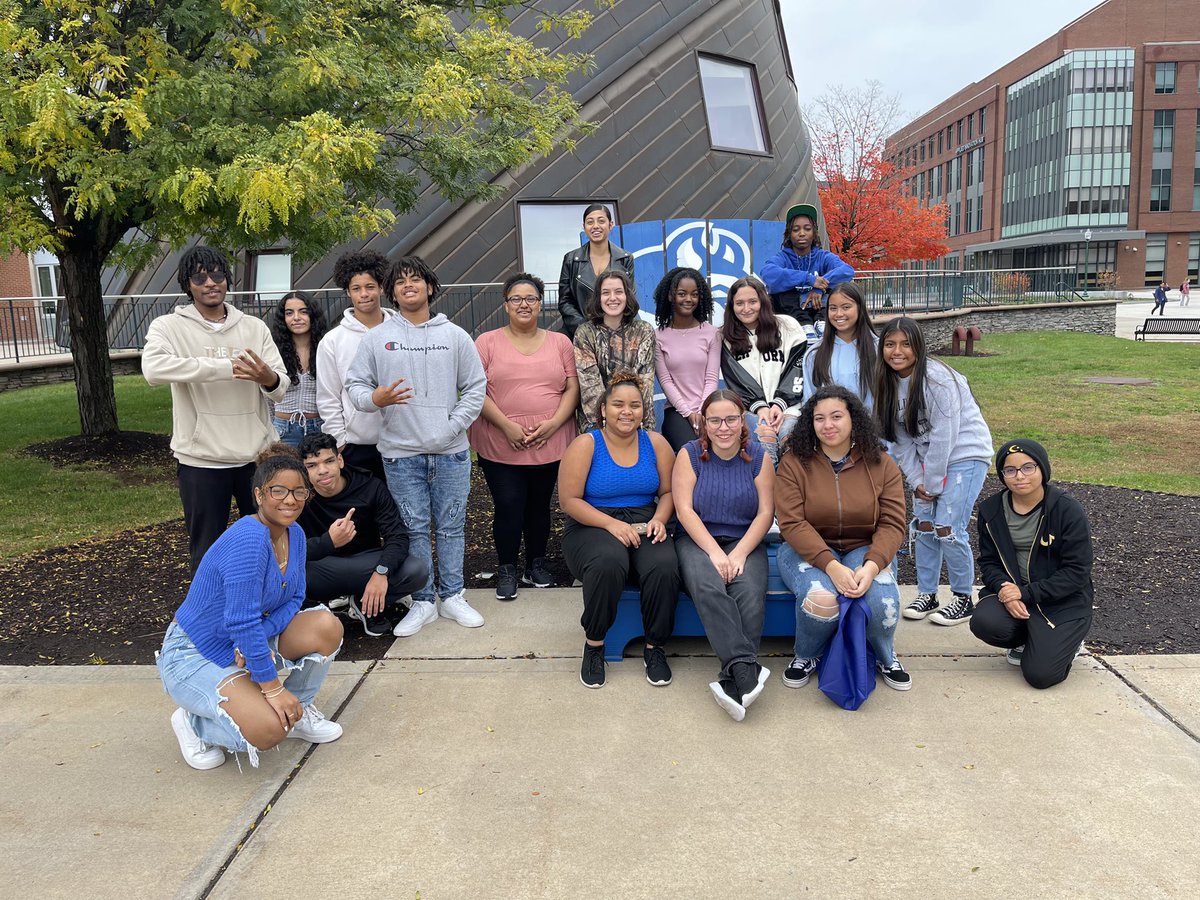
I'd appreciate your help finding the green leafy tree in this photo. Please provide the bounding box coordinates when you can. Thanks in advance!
[0,0,592,434]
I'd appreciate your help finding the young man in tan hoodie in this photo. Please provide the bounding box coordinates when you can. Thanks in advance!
[143,246,290,571]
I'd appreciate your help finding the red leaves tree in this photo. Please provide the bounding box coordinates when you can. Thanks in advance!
[807,82,949,271]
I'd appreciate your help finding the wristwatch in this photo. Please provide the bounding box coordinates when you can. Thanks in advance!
[374,565,389,576]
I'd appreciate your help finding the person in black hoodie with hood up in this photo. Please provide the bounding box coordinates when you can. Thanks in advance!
[971,439,1094,688]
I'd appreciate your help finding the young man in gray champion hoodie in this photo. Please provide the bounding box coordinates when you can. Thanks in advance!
[345,256,487,636]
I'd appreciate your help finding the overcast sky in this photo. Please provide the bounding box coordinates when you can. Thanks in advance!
[779,0,1102,127]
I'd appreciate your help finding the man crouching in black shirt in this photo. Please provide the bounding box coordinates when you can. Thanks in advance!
[298,433,428,637]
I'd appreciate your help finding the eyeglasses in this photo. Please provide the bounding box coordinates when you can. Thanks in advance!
[188,270,228,286]
[262,485,312,501]
[704,415,742,429]
[506,295,541,307]
[1001,462,1039,479]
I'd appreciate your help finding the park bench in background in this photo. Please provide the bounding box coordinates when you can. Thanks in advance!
[1135,318,1200,340]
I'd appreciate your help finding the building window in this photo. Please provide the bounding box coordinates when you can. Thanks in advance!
[1189,235,1199,280]
[1153,109,1175,152]
[253,253,292,303]
[1154,62,1176,94]
[517,200,620,290]
[967,113,974,139]
[957,119,963,143]
[1194,167,1200,211]
[1145,234,1166,284]
[979,106,987,136]
[36,263,61,297]
[697,54,769,154]
[1150,169,1172,211]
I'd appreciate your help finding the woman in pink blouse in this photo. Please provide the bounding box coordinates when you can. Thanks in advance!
[653,267,721,451]
[470,273,580,601]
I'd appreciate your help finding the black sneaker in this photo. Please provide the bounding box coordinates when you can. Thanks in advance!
[733,661,770,708]
[903,592,939,620]
[1007,645,1025,666]
[580,643,606,689]
[522,557,554,588]
[644,646,673,686]
[929,592,974,626]
[347,598,392,638]
[709,680,745,722]
[781,656,816,688]
[495,564,519,601]
[878,659,912,691]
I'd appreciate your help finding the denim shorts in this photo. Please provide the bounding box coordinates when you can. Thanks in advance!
[157,616,335,767]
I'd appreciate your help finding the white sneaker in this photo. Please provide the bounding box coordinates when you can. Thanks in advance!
[327,594,352,611]
[393,600,438,637]
[171,707,225,770]
[439,592,485,628]
[288,705,343,744]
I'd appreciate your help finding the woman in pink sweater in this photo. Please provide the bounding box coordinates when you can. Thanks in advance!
[470,273,580,601]
[653,267,721,451]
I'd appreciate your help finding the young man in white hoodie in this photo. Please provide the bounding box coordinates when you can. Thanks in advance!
[315,250,397,483]
[143,246,289,571]
[345,256,487,636]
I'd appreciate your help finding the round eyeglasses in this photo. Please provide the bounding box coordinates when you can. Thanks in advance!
[262,485,312,501]
[1001,462,1039,479]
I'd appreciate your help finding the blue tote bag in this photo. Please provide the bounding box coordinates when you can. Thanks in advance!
[817,593,877,710]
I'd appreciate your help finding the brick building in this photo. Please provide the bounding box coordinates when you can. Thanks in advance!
[887,0,1200,288]
[0,250,45,347]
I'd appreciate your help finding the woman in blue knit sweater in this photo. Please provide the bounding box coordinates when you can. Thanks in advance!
[157,448,345,770]
[673,390,775,722]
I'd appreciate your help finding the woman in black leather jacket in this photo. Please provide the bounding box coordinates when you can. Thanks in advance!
[557,203,635,339]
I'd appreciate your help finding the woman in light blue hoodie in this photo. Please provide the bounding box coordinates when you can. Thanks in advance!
[801,282,878,413]
[875,317,993,629]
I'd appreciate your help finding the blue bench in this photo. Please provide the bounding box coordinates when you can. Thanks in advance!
[606,542,796,661]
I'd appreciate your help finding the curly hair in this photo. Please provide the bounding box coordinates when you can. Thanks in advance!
[387,255,441,303]
[583,268,639,325]
[653,267,713,328]
[594,368,644,426]
[333,250,389,293]
[809,281,876,400]
[503,272,545,300]
[269,291,327,382]
[784,384,882,467]
[721,276,781,356]
[697,389,751,462]
[177,246,231,297]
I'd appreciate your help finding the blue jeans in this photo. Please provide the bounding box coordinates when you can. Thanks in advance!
[912,459,988,596]
[745,412,797,464]
[274,416,324,449]
[777,543,901,667]
[157,616,338,767]
[383,451,472,604]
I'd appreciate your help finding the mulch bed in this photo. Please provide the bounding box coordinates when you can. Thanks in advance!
[0,434,1195,665]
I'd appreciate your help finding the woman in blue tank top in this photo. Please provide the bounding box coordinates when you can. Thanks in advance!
[559,370,680,689]
[673,389,776,721]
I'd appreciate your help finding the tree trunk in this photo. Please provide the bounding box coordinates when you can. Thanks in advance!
[58,245,119,436]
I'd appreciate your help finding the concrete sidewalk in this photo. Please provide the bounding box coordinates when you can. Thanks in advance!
[1115,295,1200,339]
[3,586,1199,898]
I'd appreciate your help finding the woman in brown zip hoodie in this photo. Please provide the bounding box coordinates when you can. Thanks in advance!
[774,385,910,691]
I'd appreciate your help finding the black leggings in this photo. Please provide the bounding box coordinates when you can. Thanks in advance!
[476,457,560,567]
[660,407,698,453]
[178,462,255,573]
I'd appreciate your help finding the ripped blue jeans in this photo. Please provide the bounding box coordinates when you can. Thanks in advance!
[776,543,901,667]
[157,616,338,767]
[912,459,988,596]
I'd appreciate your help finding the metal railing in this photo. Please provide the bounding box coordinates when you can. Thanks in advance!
[0,284,565,364]
[3,267,1089,364]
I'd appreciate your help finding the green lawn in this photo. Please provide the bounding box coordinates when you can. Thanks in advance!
[0,376,179,561]
[0,333,1195,562]
[946,332,1200,495]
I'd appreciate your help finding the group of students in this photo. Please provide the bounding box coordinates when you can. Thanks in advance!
[151,201,1094,769]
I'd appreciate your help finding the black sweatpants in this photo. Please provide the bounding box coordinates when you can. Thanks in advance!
[561,505,680,646]
[477,457,559,568]
[971,594,1092,689]
[306,549,428,616]
[178,462,256,573]
[660,407,698,453]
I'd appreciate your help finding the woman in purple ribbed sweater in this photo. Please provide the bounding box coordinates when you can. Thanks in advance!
[157,448,345,770]
[672,389,776,722]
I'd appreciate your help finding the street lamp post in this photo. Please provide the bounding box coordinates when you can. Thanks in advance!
[1083,228,1092,298]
